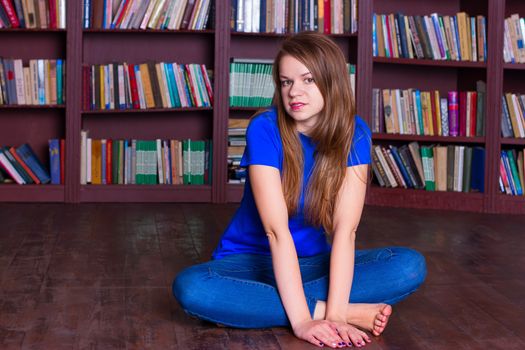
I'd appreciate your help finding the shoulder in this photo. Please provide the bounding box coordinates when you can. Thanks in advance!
[248,107,279,133]
[353,115,372,142]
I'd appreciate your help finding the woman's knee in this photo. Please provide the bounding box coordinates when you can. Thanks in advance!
[172,265,209,312]
[391,247,427,290]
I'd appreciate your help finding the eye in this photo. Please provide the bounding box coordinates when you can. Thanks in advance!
[305,77,315,84]
[280,80,292,87]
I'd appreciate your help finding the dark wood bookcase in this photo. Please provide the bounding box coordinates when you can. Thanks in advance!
[0,1,523,214]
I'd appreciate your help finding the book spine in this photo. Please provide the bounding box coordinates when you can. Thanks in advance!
[448,91,459,136]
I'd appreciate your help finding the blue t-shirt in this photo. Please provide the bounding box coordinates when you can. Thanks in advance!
[212,107,372,259]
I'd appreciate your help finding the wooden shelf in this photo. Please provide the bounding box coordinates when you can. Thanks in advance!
[503,63,525,70]
[82,107,213,114]
[0,185,64,202]
[231,31,357,38]
[226,183,245,202]
[373,57,487,68]
[493,194,525,214]
[366,186,485,212]
[0,28,66,32]
[0,105,66,109]
[373,133,485,144]
[80,185,212,202]
[83,29,214,34]
[500,138,525,146]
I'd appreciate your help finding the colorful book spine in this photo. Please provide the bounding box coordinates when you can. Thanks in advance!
[448,91,459,136]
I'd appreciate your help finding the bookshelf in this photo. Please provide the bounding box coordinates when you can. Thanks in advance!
[0,1,523,214]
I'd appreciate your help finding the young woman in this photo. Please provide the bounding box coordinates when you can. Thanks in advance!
[173,32,426,348]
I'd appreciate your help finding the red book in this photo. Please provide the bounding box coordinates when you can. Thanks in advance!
[1,0,20,28]
[429,91,438,136]
[60,139,65,184]
[106,139,112,184]
[470,92,477,137]
[127,64,140,109]
[323,0,331,34]
[48,0,56,29]
[8,147,40,184]
[200,64,213,105]
[113,0,131,28]
[183,64,198,107]
[458,91,467,137]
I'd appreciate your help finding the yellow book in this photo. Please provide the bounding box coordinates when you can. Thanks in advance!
[434,90,442,136]
[91,139,102,185]
[99,65,105,109]
[139,63,156,108]
[457,12,471,61]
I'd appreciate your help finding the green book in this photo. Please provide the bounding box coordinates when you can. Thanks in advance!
[182,139,191,185]
[507,150,523,195]
[420,146,435,191]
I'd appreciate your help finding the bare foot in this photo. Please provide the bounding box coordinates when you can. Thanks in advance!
[346,303,392,336]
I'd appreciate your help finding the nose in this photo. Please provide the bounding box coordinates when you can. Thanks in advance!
[288,82,303,97]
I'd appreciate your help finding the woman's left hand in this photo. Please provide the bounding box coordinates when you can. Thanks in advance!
[327,321,371,348]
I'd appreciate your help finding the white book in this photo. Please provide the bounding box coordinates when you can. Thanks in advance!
[375,146,397,187]
[131,139,137,184]
[457,146,465,192]
[122,0,142,29]
[117,64,126,109]
[147,0,166,28]
[140,0,159,29]
[173,0,188,29]
[23,67,32,105]
[13,59,26,105]
[108,64,115,109]
[424,16,442,60]
[173,64,189,107]
[134,66,147,109]
[131,0,150,29]
[0,152,25,184]
[156,139,164,184]
[87,138,93,184]
[58,0,66,28]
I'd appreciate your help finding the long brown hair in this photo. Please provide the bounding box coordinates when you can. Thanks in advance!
[272,32,358,234]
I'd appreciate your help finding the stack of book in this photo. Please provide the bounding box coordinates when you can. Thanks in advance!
[0,0,66,29]
[372,81,486,137]
[227,118,249,184]
[0,141,63,185]
[83,62,213,111]
[231,0,358,34]
[372,141,484,193]
[503,14,525,64]
[501,93,525,138]
[80,131,212,185]
[500,148,525,195]
[373,12,487,62]
[0,58,65,106]
[83,0,213,30]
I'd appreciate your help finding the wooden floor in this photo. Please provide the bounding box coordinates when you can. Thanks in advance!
[0,203,524,349]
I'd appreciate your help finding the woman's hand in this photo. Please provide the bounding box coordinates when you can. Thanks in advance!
[328,321,371,348]
[293,319,347,348]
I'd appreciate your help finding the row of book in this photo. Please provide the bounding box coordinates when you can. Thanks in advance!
[372,82,486,137]
[1,58,65,106]
[80,131,212,185]
[372,142,485,193]
[227,118,248,183]
[82,62,213,111]
[0,0,65,29]
[83,0,213,30]
[500,148,525,195]
[0,141,62,185]
[501,93,525,139]
[503,14,525,64]
[231,0,358,34]
[373,13,487,62]
[230,59,274,108]
[229,59,355,108]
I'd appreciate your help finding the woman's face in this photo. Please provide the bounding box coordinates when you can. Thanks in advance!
[279,55,324,135]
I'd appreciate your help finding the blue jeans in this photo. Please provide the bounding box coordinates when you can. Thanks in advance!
[173,247,426,328]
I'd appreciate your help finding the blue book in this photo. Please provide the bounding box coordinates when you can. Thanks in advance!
[390,146,414,188]
[501,151,516,195]
[48,139,61,185]
[56,60,63,104]
[372,14,377,56]
[470,147,484,193]
[453,16,461,61]
[16,144,50,184]
[415,90,424,135]
[396,13,408,58]
[166,64,181,107]
[83,0,91,28]
[260,0,266,32]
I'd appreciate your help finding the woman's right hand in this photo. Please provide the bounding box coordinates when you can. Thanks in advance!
[293,319,346,348]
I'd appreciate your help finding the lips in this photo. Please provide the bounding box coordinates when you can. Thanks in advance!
[290,102,305,111]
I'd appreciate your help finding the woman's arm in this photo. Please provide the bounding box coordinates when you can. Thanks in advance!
[249,164,312,327]
[325,165,368,322]
[250,165,342,348]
